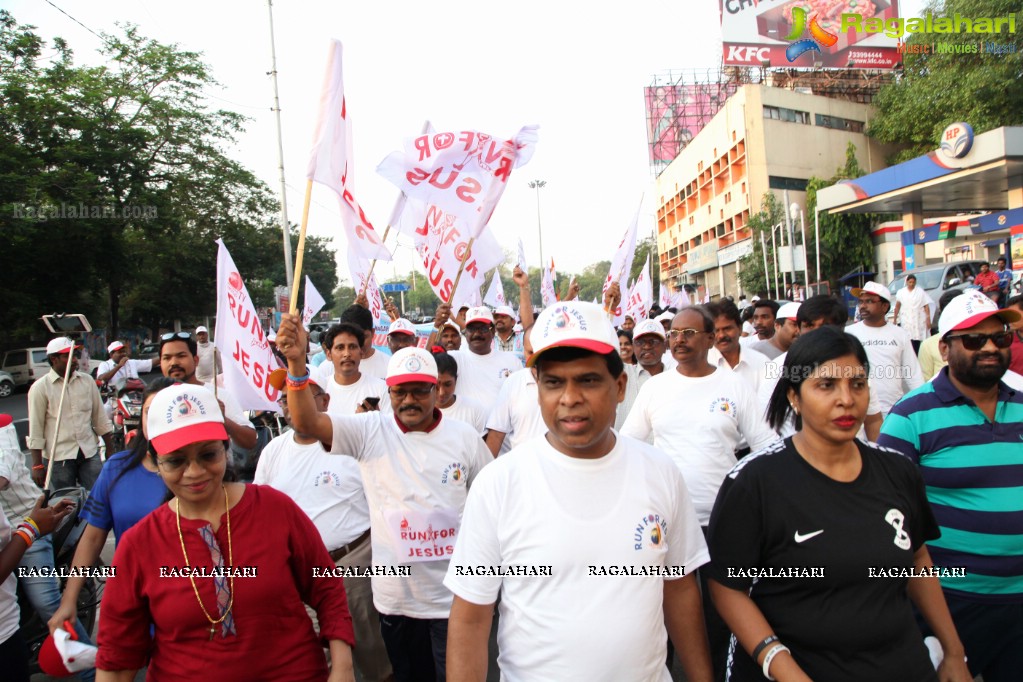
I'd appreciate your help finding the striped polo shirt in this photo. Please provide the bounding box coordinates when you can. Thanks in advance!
[878,367,1023,603]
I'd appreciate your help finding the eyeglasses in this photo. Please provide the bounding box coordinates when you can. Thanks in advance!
[634,336,663,348]
[161,332,193,341]
[388,386,434,400]
[667,328,707,341]
[944,330,1013,351]
[157,448,225,472]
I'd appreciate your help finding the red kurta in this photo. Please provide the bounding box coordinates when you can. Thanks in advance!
[97,484,354,680]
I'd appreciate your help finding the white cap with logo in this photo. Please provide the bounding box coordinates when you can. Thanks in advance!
[631,319,666,340]
[388,318,417,337]
[465,306,495,326]
[776,302,801,321]
[386,347,439,387]
[938,290,1021,337]
[146,383,228,456]
[527,301,619,367]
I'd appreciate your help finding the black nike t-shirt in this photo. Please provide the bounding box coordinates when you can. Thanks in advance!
[706,437,940,682]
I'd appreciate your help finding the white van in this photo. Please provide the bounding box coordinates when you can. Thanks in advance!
[1,347,101,387]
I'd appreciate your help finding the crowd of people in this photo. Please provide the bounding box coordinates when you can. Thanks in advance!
[0,262,1022,681]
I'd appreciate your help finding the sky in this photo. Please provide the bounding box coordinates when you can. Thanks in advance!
[8,0,924,286]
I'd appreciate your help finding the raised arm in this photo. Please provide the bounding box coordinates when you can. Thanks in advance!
[512,266,535,330]
[276,313,335,448]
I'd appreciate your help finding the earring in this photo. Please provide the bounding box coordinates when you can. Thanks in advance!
[790,403,799,415]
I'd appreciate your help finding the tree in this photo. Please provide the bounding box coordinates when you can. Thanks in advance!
[737,192,786,297]
[868,0,1023,163]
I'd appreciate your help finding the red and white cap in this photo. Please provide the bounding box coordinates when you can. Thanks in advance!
[386,347,438,386]
[39,626,97,676]
[442,319,461,332]
[147,383,228,455]
[45,337,80,355]
[850,281,892,303]
[107,341,125,353]
[465,306,495,326]
[527,301,619,367]
[632,319,666,340]
[938,290,1022,337]
[493,305,516,321]
[776,302,801,321]
[388,318,416,336]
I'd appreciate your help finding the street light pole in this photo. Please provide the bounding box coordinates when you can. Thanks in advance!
[528,180,546,274]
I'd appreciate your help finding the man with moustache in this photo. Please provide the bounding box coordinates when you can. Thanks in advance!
[614,319,670,432]
[492,267,535,364]
[879,291,1023,682]
[274,315,492,682]
[740,299,778,348]
[706,300,769,393]
[158,332,256,450]
[438,319,462,351]
[320,322,388,416]
[750,302,800,361]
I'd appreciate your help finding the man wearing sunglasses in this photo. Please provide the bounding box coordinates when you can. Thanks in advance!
[879,291,1023,682]
[27,337,114,489]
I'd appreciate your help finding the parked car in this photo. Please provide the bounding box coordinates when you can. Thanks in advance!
[1,346,102,386]
[0,370,14,398]
[137,342,161,363]
[887,260,988,324]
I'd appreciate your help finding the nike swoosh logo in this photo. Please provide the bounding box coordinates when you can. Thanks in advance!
[794,530,824,543]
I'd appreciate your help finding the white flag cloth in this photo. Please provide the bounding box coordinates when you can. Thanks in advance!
[602,207,640,325]
[347,252,385,326]
[306,40,390,262]
[540,263,557,308]
[659,283,671,310]
[214,239,281,412]
[517,238,529,273]
[302,276,327,329]
[484,269,506,308]
[378,126,538,239]
[672,287,691,308]
[396,199,503,304]
[625,254,653,323]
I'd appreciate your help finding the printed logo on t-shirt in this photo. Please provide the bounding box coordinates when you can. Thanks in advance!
[708,397,738,416]
[441,462,468,485]
[884,508,912,550]
[313,471,342,487]
[633,513,668,551]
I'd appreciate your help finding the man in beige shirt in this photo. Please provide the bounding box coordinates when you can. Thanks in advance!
[28,337,114,490]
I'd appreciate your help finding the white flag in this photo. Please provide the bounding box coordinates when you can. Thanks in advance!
[302,276,327,329]
[516,238,528,273]
[659,283,671,310]
[602,206,640,325]
[214,239,281,412]
[672,287,691,308]
[484,269,506,308]
[625,254,653,323]
[306,40,390,261]
[378,126,538,239]
[540,263,557,308]
[347,252,385,326]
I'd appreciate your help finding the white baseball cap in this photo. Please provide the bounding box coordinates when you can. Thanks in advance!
[632,319,666,340]
[938,290,1021,337]
[654,311,675,324]
[776,302,801,321]
[442,319,461,332]
[527,301,619,367]
[386,347,439,387]
[45,337,80,356]
[388,318,416,336]
[465,306,495,326]
[107,341,125,353]
[196,325,208,335]
[147,383,228,455]
[851,281,892,303]
[494,305,516,321]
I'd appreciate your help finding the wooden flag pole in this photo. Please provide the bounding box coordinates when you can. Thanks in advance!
[288,179,314,318]
[359,224,391,298]
[446,237,476,305]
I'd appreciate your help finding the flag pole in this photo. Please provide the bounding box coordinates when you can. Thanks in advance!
[447,238,476,305]
[288,179,314,316]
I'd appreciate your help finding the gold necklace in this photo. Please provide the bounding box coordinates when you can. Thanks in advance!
[175,484,234,640]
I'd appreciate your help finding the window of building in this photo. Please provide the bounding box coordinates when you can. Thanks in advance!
[768,176,808,191]
[815,114,865,132]
[763,106,810,124]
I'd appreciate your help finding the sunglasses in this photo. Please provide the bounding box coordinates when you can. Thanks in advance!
[388,386,434,400]
[161,332,193,341]
[944,330,1013,351]
[157,448,225,472]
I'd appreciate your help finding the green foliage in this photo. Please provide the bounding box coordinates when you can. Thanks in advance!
[737,192,786,297]
[868,0,1023,163]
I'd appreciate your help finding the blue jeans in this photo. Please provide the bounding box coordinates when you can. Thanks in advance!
[378,614,448,682]
[18,535,95,681]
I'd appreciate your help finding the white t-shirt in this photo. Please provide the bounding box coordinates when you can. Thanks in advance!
[328,410,493,618]
[449,349,522,415]
[313,359,335,387]
[708,346,769,395]
[0,511,16,643]
[485,368,546,451]
[615,364,660,433]
[846,321,923,414]
[196,341,217,384]
[97,358,153,391]
[444,434,709,681]
[324,373,388,417]
[253,432,370,549]
[440,396,488,436]
[621,366,777,525]
[360,349,391,381]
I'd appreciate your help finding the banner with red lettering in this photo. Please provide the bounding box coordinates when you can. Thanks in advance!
[302,275,327,329]
[602,207,640,325]
[347,251,385,326]
[396,199,502,305]
[483,269,506,308]
[625,254,653,323]
[659,282,671,310]
[540,262,557,308]
[306,40,391,262]
[214,239,281,412]
[377,125,539,239]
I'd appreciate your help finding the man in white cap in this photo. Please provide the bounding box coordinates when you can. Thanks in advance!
[194,325,218,384]
[97,341,154,394]
[274,315,493,682]
[27,338,114,490]
[615,318,670,432]
[750,301,801,360]
[438,319,462,352]
[483,330,546,457]
[879,291,1023,680]
[254,372,392,682]
[445,301,713,682]
[847,281,923,415]
[387,318,419,355]
[434,304,522,415]
[491,266,535,364]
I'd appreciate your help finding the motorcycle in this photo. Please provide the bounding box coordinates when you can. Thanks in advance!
[109,378,145,453]
[16,486,106,675]
[231,409,287,480]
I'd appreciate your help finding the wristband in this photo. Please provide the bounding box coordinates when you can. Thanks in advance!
[286,371,310,382]
[762,644,790,681]
[17,522,39,541]
[22,517,40,535]
[751,635,780,664]
[32,464,45,471]
[14,529,34,548]
[286,377,309,390]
